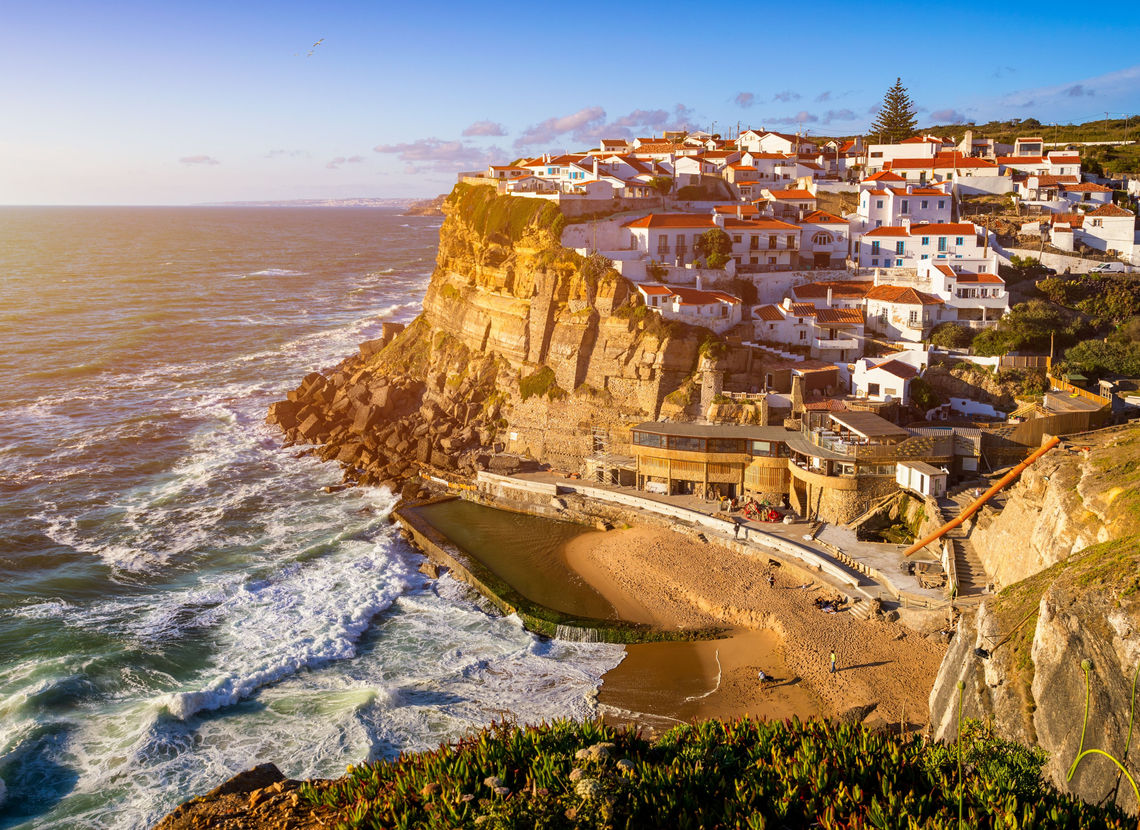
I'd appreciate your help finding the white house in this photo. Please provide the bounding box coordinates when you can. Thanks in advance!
[798,210,849,268]
[761,187,817,220]
[738,130,817,155]
[721,216,802,270]
[865,136,952,173]
[864,284,949,342]
[636,283,744,333]
[1044,204,1140,263]
[896,460,947,498]
[856,184,952,228]
[622,214,715,265]
[921,261,1008,327]
[853,354,922,403]
[752,298,864,362]
[855,222,987,268]
[1060,182,1113,207]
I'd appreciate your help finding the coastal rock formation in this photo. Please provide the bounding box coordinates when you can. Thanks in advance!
[969,425,1140,589]
[267,184,756,487]
[929,424,1140,814]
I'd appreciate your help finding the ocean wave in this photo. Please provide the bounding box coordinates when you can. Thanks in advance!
[248,269,305,277]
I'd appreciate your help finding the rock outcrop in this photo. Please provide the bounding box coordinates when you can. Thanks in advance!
[266,184,765,488]
[929,423,1140,815]
[969,424,1140,589]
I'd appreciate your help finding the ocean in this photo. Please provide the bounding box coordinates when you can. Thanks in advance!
[0,207,623,828]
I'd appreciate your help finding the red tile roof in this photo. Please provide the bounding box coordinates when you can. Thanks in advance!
[1062,182,1112,193]
[815,307,864,324]
[911,222,977,234]
[873,359,919,379]
[765,188,815,200]
[865,285,944,305]
[723,217,801,231]
[954,272,1004,284]
[800,210,846,224]
[753,304,784,321]
[638,284,673,296]
[803,399,848,411]
[997,156,1045,165]
[787,302,817,317]
[669,286,741,305]
[1088,203,1134,217]
[862,225,910,237]
[863,171,907,183]
[622,214,715,229]
[792,281,873,300]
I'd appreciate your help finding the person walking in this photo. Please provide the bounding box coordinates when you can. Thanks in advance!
[830,650,837,674]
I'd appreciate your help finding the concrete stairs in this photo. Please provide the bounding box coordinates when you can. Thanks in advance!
[936,495,990,603]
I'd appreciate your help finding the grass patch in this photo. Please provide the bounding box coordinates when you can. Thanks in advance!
[519,366,565,401]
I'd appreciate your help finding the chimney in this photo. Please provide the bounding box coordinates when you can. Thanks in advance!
[696,274,703,291]
[790,374,805,414]
[593,157,599,177]
[826,287,833,306]
[737,204,742,219]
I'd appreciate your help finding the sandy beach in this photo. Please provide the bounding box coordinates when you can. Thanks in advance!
[563,526,947,731]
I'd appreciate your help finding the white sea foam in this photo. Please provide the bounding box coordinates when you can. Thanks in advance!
[249,269,304,276]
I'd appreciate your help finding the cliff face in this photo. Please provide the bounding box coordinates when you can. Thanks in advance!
[970,425,1140,589]
[928,425,1140,814]
[267,184,735,488]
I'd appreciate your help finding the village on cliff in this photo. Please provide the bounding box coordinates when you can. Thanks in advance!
[436,122,1140,605]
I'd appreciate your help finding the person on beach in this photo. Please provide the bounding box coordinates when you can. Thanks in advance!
[767,573,775,589]
[830,651,837,674]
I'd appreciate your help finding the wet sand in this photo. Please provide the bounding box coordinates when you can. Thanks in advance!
[563,526,947,731]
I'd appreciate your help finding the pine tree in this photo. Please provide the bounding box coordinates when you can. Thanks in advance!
[870,78,918,143]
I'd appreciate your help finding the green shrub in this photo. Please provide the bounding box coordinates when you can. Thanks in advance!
[518,366,564,401]
[300,718,1132,829]
[446,183,565,244]
[929,323,976,349]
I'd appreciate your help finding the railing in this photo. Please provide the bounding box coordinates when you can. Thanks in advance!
[814,338,859,350]
[1048,374,1112,407]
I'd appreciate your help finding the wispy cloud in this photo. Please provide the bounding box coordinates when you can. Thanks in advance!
[326,155,365,170]
[1064,83,1094,98]
[930,108,970,124]
[992,66,1016,79]
[264,149,310,159]
[767,109,858,126]
[373,138,502,173]
[514,106,606,148]
[735,92,755,108]
[772,90,801,103]
[179,155,219,165]
[462,120,507,137]
[815,91,832,103]
[996,64,1139,114]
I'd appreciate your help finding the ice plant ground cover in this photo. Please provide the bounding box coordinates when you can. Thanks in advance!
[300,717,1134,829]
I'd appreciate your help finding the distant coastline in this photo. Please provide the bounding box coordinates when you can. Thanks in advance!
[196,197,417,208]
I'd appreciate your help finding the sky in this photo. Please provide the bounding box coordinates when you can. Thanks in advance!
[3,0,1140,205]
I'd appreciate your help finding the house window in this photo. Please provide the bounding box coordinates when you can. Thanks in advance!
[896,259,904,266]
[768,236,776,249]
[812,232,831,245]
[1092,219,1102,227]
[732,234,742,243]
[868,382,880,395]
[908,310,920,326]
[786,234,796,249]
[871,241,880,255]
[871,258,878,266]
[955,237,964,246]
[768,257,776,264]
[938,237,947,252]
[798,330,806,340]
[938,200,945,209]
[750,235,759,249]
[876,199,884,208]
[901,200,909,214]
[895,241,905,254]
[921,254,929,260]
[920,200,928,209]
[920,236,929,245]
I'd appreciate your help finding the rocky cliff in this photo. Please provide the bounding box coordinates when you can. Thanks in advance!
[929,424,1140,815]
[266,184,765,488]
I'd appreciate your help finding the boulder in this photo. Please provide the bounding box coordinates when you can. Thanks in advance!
[266,400,300,430]
[350,405,381,435]
[298,414,326,441]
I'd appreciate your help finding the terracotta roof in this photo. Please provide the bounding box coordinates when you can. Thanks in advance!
[765,188,815,200]
[815,308,864,325]
[637,284,673,296]
[753,304,784,321]
[713,204,761,215]
[787,302,817,317]
[1062,182,1112,193]
[1088,203,1134,217]
[1047,154,1081,164]
[900,136,946,144]
[792,281,873,299]
[865,285,944,305]
[862,225,910,237]
[863,171,907,183]
[1050,213,1085,228]
[1030,174,1079,186]
[622,214,714,229]
[669,286,741,305]
[747,152,792,160]
[729,164,758,171]
[872,359,919,379]
[723,217,801,231]
[954,273,1004,284]
[997,156,1045,165]
[800,210,846,224]
[893,187,947,196]
[934,264,955,277]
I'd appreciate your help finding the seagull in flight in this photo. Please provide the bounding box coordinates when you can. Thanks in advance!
[307,38,324,57]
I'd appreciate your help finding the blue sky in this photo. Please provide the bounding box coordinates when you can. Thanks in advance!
[3,0,1139,204]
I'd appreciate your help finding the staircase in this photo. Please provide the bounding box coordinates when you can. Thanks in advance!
[937,494,990,603]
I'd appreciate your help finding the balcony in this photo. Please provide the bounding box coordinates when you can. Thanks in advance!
[814,337,859,350]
